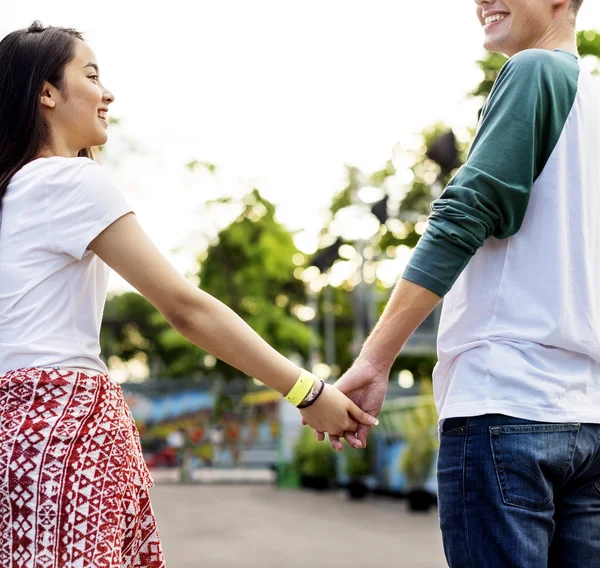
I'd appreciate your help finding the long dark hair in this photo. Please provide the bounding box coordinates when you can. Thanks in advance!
[0,21,93,216]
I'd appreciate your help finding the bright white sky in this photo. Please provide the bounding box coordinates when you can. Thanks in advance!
[4,1,600,293]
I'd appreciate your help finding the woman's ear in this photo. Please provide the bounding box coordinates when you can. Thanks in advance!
[40,81,56,109]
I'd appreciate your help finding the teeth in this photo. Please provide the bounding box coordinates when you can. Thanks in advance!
[485,14,506,25]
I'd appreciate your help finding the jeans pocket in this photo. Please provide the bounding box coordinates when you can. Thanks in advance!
[489,423,580,511]
[441,417,470,436]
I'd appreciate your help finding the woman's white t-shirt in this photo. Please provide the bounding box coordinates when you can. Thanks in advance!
[0,156,133,376]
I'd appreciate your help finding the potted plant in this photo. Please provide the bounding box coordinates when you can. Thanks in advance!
[344,442,373,500]
[399,380,438,511]
[293,427,336,490]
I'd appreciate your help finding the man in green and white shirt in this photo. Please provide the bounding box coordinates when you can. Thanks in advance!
[322,0,600,565]
[409,46,595,426]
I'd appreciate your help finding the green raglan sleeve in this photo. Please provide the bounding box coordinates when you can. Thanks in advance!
[402,49,578,297]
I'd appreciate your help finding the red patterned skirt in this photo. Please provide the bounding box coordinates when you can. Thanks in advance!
[0,367,165,567]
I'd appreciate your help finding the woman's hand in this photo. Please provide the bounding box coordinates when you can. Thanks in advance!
[298,383,379,449]
[302,356,390,451]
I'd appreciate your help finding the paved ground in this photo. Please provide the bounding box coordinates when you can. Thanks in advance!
[150,484,447,568]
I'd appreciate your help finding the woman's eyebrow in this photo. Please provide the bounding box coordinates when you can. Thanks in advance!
[83,63,99,72]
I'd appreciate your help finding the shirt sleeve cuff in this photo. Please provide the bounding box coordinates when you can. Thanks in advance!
[72,208,133,261]
[402,230,474,297]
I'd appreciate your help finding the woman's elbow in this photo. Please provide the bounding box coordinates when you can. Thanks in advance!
[161,285,211,332]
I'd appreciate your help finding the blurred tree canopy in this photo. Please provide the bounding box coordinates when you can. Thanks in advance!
[190,189,314,378]
[102,190,314,380]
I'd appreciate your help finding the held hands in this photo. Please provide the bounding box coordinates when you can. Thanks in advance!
[303,355,390,451]
[298,383,379,449]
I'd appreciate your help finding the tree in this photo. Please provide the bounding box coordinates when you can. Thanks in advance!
[162,189,315,379]
[102,188,315,381]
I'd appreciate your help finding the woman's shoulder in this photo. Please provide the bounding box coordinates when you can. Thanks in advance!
[14,155,97,181]
[13,156,109,193]
[26,155,99,175]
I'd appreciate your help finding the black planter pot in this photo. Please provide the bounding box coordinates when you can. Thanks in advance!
[407,489,432,512]
[346,481,368,500]
[300,475,330,491]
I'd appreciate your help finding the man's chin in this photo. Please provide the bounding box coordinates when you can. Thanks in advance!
[483,37,499,52]
[483,39,512,57]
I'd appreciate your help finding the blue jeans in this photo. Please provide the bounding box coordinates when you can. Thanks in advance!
[438,414,600,567]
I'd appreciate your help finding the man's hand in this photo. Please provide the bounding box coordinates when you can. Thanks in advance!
[303,278,439,450]
[304,356,390,451]
[298,383,379,445]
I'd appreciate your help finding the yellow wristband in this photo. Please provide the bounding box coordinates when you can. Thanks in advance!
[284,370,317,407]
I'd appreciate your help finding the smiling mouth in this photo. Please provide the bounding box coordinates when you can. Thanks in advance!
[484,13,509,27]
[97,111,108,121]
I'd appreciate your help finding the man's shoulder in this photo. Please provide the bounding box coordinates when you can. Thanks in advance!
[510,48,562,65]
[501,49,578,83]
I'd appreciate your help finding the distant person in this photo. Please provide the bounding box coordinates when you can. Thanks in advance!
[0,22,378,567]
[166,428,185,454]
[315,0,600,566]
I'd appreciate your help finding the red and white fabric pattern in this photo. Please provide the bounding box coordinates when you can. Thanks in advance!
[0,367,165,567]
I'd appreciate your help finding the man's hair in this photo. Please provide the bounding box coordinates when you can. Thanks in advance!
[571,0,584,15]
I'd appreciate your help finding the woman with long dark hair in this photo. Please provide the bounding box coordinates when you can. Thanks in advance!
[0,22,377,567]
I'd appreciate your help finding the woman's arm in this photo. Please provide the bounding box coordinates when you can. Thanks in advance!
[90,213,377,441]
[91,213,302,395]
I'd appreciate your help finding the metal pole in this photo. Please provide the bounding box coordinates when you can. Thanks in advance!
[352,238,366,357]
[365,249,378,332]
[308,290,320,370]
[323,283,336,367]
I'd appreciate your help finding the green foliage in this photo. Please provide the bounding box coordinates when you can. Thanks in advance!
[293,426,337,479]
[212,391,236,420]
[198,189,315,378]
[186,160,218,173]
[578,29,600,60]
[470,51,509,99]
[101,292,167,372]
[398,122,468,220]
[370,159,396,187]
[101,189,313,380]
[103,290,210,379]
[399,380,438,488]
[329,166,360,216]
[322,285,355,372]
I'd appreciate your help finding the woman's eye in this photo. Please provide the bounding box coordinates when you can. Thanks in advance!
[89,75,99,81]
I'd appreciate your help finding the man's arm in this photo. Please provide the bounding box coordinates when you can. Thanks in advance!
[361,49,576,358]
[317,278,439,452]
[359,278,441,368]
[325,50,578,450]
[401,49,578,297]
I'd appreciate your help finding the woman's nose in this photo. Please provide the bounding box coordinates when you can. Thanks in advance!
[104,89,115,105]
